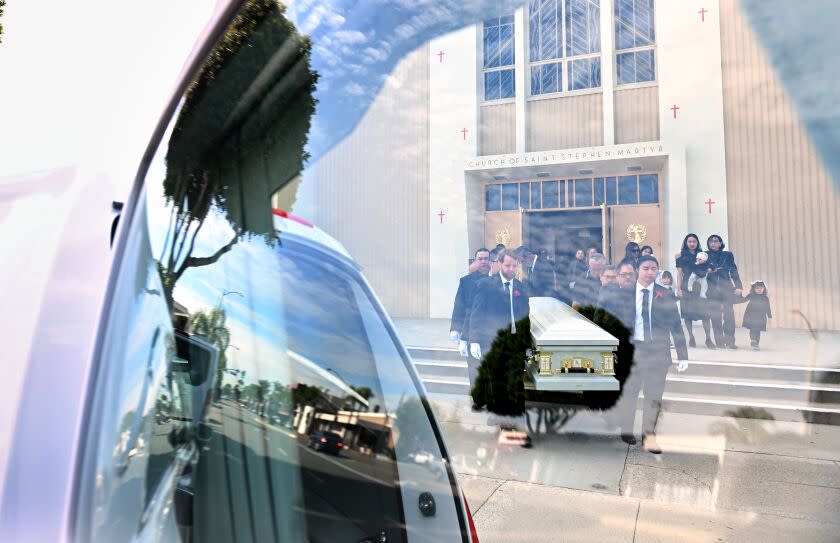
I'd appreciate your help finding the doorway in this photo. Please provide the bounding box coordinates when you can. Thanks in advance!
[523,209,603,285]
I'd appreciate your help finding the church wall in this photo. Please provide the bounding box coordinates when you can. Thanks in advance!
[479,102,516,156]
[526,94,604,152]
[720,0,840,330]
[614,86,659,144]
[293,44,431,318]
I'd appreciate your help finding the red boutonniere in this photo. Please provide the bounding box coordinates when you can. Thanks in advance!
[513,290,521,296]
[655,291,664,299]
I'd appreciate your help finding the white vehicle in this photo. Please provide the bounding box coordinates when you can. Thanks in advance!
[0,1,478,541]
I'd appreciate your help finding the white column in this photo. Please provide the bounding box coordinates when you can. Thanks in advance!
[429,27,480,318]
[657,0,728,242]
[514,7,527,152]
[600,0,615,145]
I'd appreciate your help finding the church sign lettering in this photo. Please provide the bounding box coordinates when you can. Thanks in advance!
[465,144,666,170]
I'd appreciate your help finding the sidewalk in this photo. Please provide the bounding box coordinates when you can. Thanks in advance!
[400,318,840,540]
[426,392,840,543]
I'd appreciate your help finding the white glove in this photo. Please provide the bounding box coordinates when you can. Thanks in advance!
[677,359,688,373]
[470,343,482,359]
[450,330,461,343]
[458,340,469,357]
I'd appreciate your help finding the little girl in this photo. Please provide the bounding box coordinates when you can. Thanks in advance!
[657,270,675,292]
[742,281,772,350]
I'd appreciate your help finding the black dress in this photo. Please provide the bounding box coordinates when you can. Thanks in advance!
[742,294,772,331]
[675,254,699,320]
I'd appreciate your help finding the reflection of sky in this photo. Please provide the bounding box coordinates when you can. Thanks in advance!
[282,0,525,162]
[145,169,397,405]
[739,1,840,192]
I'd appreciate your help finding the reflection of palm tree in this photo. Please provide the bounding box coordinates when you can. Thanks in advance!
[156,0,318,308]
[189,307,231,371]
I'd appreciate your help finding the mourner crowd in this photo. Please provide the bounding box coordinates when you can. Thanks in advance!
[449,234,772,454]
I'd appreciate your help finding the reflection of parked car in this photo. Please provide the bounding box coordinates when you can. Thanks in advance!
[308,431,344,455]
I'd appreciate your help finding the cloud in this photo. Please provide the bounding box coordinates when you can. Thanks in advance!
[361,46,390,64]
[331,30,368,45]
[300,4,330,34]
[343,82,366,96]
[325,12,346,28]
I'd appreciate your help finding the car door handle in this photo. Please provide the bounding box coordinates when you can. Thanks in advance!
[419,491,436,517]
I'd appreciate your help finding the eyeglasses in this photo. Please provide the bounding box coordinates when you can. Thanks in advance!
[631,249,641,253]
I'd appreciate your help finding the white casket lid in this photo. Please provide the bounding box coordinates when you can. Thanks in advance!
[529,297,619,347]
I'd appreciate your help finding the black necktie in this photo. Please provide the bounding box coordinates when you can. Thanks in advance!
[642,288,652,341]
[504,281,515,332]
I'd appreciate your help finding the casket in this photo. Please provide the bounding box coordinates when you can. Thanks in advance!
[525,297,620,392]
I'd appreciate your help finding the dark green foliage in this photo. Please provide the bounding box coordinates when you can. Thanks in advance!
[470,317,534,416]
[157,0,318,308]
[163,0,317,236]
[0,1,5,45]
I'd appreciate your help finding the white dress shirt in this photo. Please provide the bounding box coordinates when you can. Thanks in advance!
[633,281,654,341]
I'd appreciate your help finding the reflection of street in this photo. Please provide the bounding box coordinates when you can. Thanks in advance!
[191,400,405,543]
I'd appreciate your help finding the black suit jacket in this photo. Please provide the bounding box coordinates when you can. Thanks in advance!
[528,257,556,297]
[450,271,486,334]
[706,250,742,299]
[597,284,630,323]
[615,283,688,362]
[571,274,601,307]
[466,275,530,348]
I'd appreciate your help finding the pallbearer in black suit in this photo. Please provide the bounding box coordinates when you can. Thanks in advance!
[465,250,531,389]
[527,248,557,297]
[449,248,491,356]
[617,256,688,454]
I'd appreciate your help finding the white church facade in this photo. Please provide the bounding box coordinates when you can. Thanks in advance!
[290,0,840,331]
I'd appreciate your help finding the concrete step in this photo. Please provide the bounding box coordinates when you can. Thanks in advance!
[663,375,840,405]
[408,346,461,362]
[656,392,840,424]
[412,359,468,380]
[669,360,840,385]
[419,375,470,396]
[417,377,840,424]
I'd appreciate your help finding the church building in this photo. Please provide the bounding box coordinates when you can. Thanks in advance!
[289,0,840,331]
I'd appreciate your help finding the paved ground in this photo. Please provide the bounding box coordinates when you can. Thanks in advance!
[395,318,840,542]
[428,392,840,543]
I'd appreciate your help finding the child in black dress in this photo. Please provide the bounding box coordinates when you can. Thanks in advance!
[742,281,772,350]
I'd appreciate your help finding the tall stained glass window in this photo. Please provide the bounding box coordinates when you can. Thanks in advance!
[615,0,656,84]
[483,15,516,100]
[529,0,601,95]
